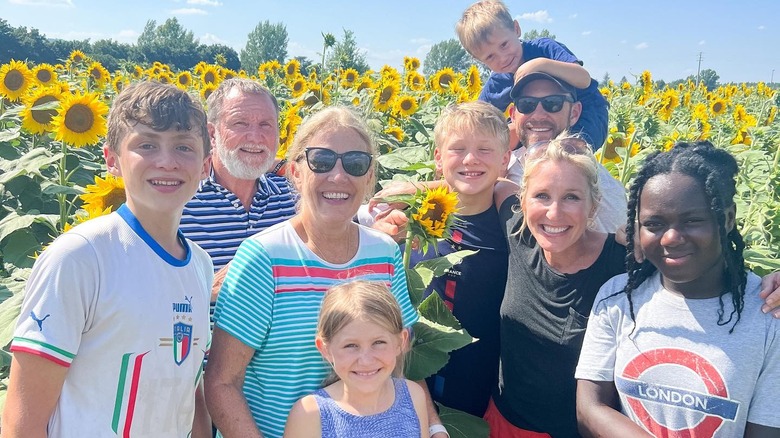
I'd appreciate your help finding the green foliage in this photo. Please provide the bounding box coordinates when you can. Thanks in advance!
[437,403,490,438]
[325,29,370,74]
[137,18,200,69]
[423,39,473,76]
[522,28,556,40]
[241,20,289,73]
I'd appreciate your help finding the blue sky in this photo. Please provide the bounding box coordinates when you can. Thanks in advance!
[3,0,778,84]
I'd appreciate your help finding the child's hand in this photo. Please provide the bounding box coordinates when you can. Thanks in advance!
[368,181,421,211]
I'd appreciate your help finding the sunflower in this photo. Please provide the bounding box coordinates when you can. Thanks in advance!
[52,91,109,147]
[765,106,777,126]
[201,65,221,85]
[176,71,193,89]
[284,59,301,78]
[200,83,218,101]
[385,125,405,142]
[111,75,128,94]
[403,56,421,71]
[290,75,307,98]
[466,64,481,96]
[405,71,425,91]
[341,68,359,88]
[87,61,110,88]
[68,50,88,65]
[80,174,126,213]
[411,186,459,239]
[0,60,34,101]
[222,69,237,80]
[710,97,727,116]
[380,65,401,82]
[130,65,144,79]
[373,80,400,112]
[392,95,418,117]
[32,63,57,86]
[357,76,375,93]
[430,68,457,94]
[20,87,63,134]
[156,71,174,85]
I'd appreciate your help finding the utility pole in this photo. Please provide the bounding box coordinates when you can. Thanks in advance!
[696,52,703,85]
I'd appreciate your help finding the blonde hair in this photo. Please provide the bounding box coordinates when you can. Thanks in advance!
[286,106,377,196]
[456,0,516,57]
[517,132,601,232]
[433,101,510,152]
[317,281,406,386]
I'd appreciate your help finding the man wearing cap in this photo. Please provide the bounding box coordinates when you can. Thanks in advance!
[507,71,627,233]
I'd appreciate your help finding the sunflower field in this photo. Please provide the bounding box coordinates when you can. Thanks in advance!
[0,52,779,420]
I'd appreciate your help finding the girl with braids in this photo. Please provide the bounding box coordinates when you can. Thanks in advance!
[575,141,780,437]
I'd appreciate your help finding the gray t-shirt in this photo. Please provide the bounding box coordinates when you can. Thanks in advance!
[576,271,780,436]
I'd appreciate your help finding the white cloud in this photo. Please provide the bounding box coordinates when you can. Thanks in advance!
[187,0,222,5]
[634,42,649,50]
[699,40,706,46]
[581,30,591,36]
[170,8,207,15]
[287,41,319,62]
[9,0,72,5]
[410,38,432,46]
[758,25,765,30]
[569,13,578,19]
[199,33,228,45]
[518,10,552,24]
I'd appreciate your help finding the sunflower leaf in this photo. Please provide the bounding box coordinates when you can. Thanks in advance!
[437,403,490,438]
[406,315,475,380]
[0,127,21,143]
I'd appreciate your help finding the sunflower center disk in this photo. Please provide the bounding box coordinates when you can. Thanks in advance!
[5,71,23,91]
[65,104,96,133]
[32,96,59,124]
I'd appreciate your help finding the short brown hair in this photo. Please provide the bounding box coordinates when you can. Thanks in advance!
[106,81,209,156]
[434,101,510,152]
[456,0,515,57]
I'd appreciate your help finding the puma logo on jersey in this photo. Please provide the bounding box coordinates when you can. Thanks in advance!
[30,311,51,331]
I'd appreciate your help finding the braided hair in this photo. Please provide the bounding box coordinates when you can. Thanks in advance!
[621,141,747,333]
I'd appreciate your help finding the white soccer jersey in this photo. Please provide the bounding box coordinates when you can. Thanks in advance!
[12,205,213,437]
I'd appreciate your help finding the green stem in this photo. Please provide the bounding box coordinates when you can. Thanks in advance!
[57,141,69,233]
[620,130,639,186]
[402,229,414,273]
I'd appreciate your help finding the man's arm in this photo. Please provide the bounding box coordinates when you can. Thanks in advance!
[516,57,591,88]
[576,379,652,438]
[745,423,780,437]
[2,352,68,438]
[204,327,263,438]
[416,380,448,438]
[192,380,211,438]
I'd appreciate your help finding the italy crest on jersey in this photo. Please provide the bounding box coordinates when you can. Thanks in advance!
[173,322,193,365]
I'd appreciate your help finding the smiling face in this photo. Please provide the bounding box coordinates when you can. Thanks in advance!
[511,79,581,147]
[105,122,209,221]
[290,127,374,227]
[522,160,594,258]
[317,318,406,394]
[470,22,524,73]
[211,89,279,180]
[638,173,733,298]
[434,128,510,214]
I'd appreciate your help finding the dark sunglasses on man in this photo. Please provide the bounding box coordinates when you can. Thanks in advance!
[513,94,575,114]
[302,147,373,177]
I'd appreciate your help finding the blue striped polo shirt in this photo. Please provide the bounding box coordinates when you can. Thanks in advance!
[180,172,298,271]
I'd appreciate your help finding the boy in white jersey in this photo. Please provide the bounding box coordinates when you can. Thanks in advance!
[2,81,213,438]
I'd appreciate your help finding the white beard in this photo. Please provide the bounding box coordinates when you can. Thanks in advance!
[214,130,274,180]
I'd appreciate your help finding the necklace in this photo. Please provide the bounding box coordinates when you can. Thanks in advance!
[298,220,359,264]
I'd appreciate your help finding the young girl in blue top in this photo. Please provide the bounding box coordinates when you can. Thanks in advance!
[284,281,428,438]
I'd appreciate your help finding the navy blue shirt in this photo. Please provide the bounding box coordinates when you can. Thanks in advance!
[410,206,508,417]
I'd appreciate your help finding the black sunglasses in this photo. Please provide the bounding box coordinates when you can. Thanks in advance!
[303,147,373,177]
[514,95,575,114]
